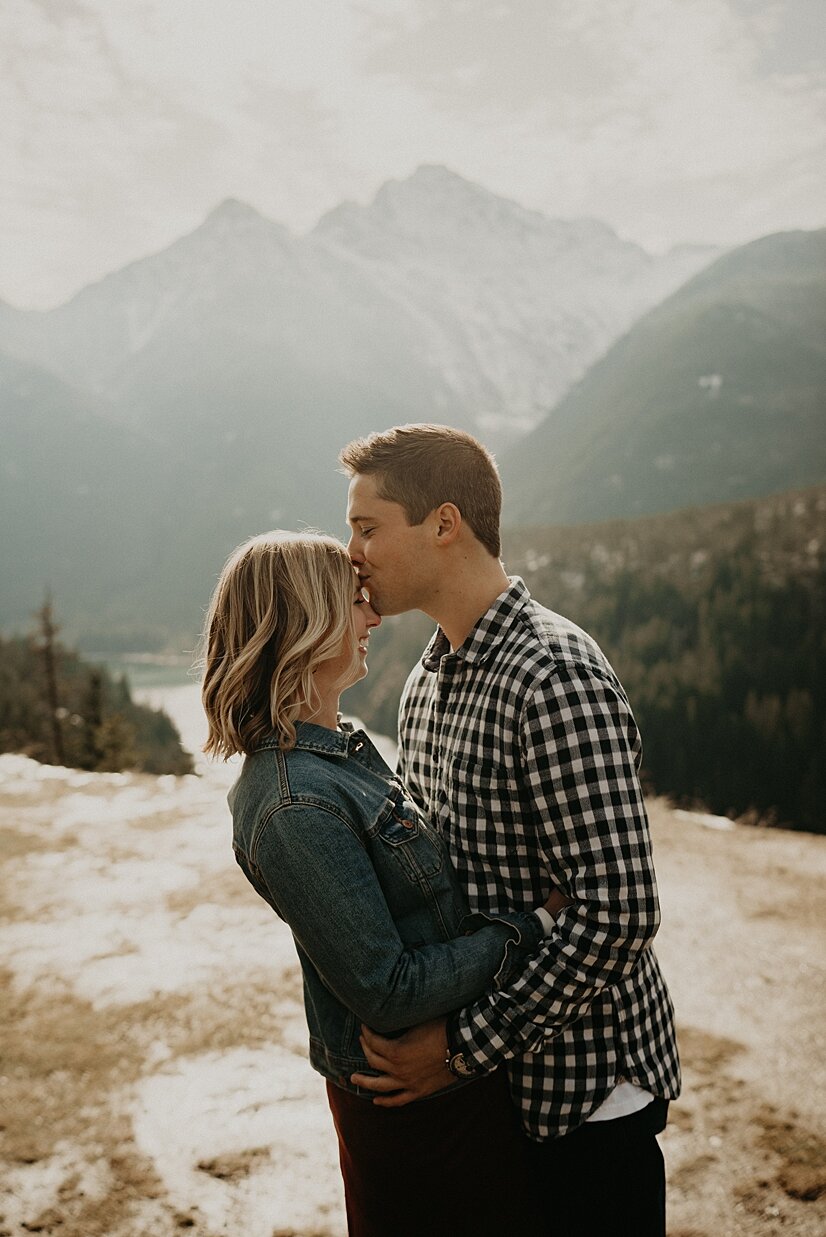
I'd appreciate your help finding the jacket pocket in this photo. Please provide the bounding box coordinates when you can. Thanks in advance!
[375,797,444,880]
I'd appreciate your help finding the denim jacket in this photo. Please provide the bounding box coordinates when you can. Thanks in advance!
[229,720,542,1091]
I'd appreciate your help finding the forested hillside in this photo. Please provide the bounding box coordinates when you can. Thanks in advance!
[503,229,826,525]
[0,618,193,775]
[347,485,826,833]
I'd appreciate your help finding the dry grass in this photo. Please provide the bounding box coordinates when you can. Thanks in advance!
[1,770,825,1235]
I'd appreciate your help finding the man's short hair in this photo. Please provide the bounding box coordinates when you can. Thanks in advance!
[339,423,502,558]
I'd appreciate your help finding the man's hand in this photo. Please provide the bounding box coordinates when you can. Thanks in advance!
[350,1018,454,1107]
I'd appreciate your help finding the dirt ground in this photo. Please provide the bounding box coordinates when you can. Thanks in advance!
[0,756,824,1236]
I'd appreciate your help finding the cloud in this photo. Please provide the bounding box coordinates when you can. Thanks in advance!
[357,0,826,244]
[0,0,823,306]
[0,0,360,306]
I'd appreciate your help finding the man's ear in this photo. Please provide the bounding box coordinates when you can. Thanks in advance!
[434,503,462,546]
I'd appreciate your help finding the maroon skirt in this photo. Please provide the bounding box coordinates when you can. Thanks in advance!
[326,1070,544,1237]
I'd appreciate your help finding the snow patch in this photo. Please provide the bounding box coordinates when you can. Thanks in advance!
[0,900,294,1009]
[131,1046,345,1236]
[675,808,735,831]
[0,1143,112,1231]
[0,752,131,788]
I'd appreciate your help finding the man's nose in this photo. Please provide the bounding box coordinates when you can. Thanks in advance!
[347,531,363,563]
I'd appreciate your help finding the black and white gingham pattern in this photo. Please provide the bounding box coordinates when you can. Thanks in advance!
[398,577,681,1139]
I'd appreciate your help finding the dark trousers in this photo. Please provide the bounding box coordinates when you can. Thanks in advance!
[528,1097,670,1237]
[326,1070,544,1237]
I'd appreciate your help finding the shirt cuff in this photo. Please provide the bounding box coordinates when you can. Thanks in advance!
[451,1006,511,1072]
[453,987,556,1072]
[533,906,556,936]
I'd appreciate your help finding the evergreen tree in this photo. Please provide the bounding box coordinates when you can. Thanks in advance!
[0,610,193,776]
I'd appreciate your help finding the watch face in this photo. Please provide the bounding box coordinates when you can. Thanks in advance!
[449,1052,475,1078]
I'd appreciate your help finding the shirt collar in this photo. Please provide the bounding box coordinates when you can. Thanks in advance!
[422,576,531,670]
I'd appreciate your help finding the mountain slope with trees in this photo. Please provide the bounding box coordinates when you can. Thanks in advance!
[0,605,193,775]
[502,229,826,526]
[347,484,826,833]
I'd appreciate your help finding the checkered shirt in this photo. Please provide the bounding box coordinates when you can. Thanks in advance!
[398,577,681,1140]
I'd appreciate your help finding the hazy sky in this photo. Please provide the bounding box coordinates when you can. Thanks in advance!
[2,0,824,308]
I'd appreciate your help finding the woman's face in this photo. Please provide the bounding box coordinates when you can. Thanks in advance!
[316,577,382,697]
[349,581,382,684]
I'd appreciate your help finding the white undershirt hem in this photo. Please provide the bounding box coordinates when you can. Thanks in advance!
[531,907,655,1123]
[586,1079,655,1122]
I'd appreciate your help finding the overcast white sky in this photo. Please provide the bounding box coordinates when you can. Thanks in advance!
[2,0,824,308]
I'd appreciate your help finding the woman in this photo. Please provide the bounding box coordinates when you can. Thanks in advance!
[201,531,553,1236]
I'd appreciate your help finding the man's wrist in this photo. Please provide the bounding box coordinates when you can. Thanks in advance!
[444,1011,462,1055]
[444,1012,480,1078]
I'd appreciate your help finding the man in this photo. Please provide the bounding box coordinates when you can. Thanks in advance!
[340,424,680,1237]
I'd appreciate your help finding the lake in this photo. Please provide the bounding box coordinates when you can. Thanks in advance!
[97,656,398,769]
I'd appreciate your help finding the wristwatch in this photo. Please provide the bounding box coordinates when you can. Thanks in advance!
[446,1048,478,1078]
[444,1015,478,1078]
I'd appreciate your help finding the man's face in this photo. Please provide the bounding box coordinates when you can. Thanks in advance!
[346,473,435,616]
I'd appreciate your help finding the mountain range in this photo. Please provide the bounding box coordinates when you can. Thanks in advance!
[1,165,823,647]
[0,165,716,442]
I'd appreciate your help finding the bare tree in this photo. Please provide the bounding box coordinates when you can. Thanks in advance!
[35,594,65,765]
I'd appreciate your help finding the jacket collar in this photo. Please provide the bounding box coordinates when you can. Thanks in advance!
[254,719,358,758]
[422,576,531,670]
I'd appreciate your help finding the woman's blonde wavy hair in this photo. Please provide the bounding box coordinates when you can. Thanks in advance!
[200,531,360,758]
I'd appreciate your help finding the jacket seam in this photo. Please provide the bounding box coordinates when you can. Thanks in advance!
[251,799,365,864]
